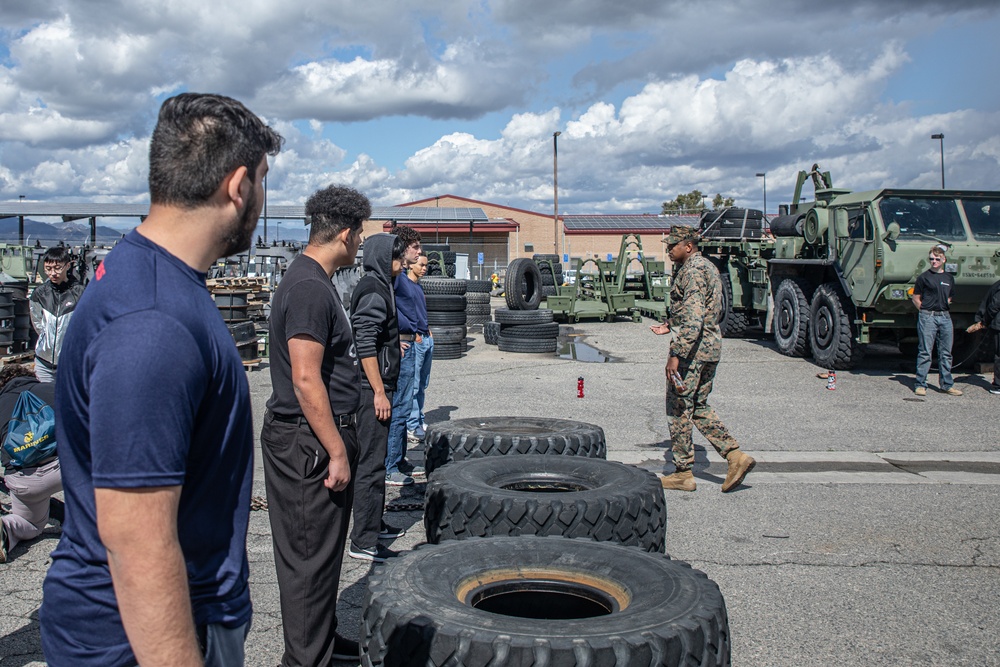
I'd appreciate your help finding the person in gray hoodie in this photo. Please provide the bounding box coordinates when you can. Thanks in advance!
[348,233,407,561]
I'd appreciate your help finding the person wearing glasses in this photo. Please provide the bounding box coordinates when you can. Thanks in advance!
[912,244,962,396]
[29,247,85,382]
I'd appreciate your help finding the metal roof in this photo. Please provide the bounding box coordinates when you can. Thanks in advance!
[0,203,488,223]
[563,215,700,231]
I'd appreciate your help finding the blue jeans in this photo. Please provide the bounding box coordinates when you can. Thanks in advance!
[386,344,416,475]
[199,620,250,667]
[915,310,954,389]
[408,335,433,433]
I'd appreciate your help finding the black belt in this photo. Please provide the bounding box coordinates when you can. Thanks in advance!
[267,410,356,428]
[399,333,415,341]
[922,310,950,315]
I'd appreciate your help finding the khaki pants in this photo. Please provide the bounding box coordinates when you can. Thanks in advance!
[2,458,62,553]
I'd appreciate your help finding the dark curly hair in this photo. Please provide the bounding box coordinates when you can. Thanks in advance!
[305,185,371,245]
[392,225,421,250]
[0,364,35,391]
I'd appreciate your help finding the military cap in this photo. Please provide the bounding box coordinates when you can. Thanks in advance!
[663,225,700,246]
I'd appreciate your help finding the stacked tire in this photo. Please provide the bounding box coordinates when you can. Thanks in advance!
[361,416,731,666]
[424,244,456,278]
[464,279,492,326]
[533,253,562,298]
[421,278,467,360]
[495,307,558,354]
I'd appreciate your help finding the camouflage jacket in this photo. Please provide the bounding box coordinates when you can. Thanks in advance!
[668,252,722,362]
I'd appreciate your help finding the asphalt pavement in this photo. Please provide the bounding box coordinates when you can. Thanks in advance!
[2,306,998,666]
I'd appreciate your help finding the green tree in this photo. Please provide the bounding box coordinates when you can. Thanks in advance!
[712,193,735,209]
[661,190,706,215]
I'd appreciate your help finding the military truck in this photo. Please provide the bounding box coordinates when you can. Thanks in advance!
[698,165,1000,369]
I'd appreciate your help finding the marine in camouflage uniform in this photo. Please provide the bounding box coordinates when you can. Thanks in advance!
[652,225,755,492]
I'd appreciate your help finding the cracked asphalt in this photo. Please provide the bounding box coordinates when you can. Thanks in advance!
[2,308,998,666]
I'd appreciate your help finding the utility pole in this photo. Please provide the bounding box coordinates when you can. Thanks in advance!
[931,134,945,188]
[553,131,561,256]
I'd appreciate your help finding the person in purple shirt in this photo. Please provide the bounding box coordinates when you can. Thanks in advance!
[40,93,282,667]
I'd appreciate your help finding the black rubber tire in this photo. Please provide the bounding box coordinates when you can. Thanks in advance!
[498,336,558,354]
[433,342,466,360]
[540,272,555,286]
[445,264,456,278]
[421,278,467,295]
[494,308,554,324]
[465,303,491,317]
[541,284,558,297]
[483,321,500,345]
[466,279,492,293]
[423,244,450,252]
[717,271,749,338]
[424,456,666,552]
[773,278,811,357]
[532,253,560,263]
[425,294,466,311]
[361,536,730,667]
[809,282,864,369]
[427,265,443,276]
[464,292,491,304]
[466,313,491,326]
[427,311,468,326]
[498,322,559,339]
[504,258,543,310]
[424,416,606,473]
[429,326,466,344]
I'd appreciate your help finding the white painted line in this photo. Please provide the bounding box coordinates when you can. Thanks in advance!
[878,452,1000,463]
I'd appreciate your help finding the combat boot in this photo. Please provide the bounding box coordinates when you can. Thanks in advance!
[660,470,696,491]
[722,450,756,492]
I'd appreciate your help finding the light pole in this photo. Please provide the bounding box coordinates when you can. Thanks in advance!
[553,131,561,256]
[755,172,766,215]
[931,133,945,188]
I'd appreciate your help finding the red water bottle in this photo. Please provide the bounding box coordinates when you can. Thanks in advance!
[577,377,585,398]
[826,370,836,390]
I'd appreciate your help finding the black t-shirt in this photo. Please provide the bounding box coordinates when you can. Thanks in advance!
[266,255,360,417]
[1,376,57,471]
[914,269,955,312]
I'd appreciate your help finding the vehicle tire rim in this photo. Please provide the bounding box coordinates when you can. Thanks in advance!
[777,298,794,338]
[456,569,629,618]
[815,305,833,348]
[493,472,592,493]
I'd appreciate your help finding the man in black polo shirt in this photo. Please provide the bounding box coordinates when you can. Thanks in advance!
[261,184,368,665]
[912,244,962,396]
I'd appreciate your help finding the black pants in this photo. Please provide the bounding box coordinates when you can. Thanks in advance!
[992,329,1000,388]
[350,386,392,550]
[261,414,359,667]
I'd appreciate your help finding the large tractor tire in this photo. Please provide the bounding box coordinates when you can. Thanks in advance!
[424,417,606,473]
[809,282,864,369]
[718,273,749,338]
[362,537,730,667]
[504,258,543,310]
[773,278,811,357]
[497,336,558,354]
[424,455,666,552]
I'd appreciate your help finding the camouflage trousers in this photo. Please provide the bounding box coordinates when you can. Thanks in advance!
[666,359,739,472]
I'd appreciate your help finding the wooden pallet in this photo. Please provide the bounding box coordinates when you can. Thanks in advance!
[242,358,263,370]
[0,350,35,366]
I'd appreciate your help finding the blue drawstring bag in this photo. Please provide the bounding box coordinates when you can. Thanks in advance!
[2,390,57,468]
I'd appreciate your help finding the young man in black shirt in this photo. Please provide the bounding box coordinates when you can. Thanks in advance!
[261,184,368,665]
[967,278,1000,394]
[912,244,962,396]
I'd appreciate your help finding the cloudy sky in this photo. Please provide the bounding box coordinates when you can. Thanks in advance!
[2,0,999,222]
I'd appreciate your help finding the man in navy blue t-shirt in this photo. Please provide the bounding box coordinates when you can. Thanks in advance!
[40,93,282,667]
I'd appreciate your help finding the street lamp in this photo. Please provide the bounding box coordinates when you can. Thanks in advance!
[553,131,561,256]
[931,134,945,188]
[755,172,766,215]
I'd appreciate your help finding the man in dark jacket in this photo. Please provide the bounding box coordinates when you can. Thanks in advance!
[29,247,85,382]
[0,364,61,563]
[967,278,1000,394]
[348,233,407,562]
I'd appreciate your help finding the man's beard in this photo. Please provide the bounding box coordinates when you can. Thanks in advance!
[219,187,260,258]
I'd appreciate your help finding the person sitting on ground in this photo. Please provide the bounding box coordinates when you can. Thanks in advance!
[0,364,61,563]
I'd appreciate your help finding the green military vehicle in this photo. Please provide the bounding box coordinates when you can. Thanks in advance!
[698,165,1000,369]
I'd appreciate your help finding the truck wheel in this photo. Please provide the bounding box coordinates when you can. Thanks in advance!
[504,258,543,310]
[362,537,730,667]
[424,417,607,473]
[718,274,749,337]
[809,283,864,369]
[423,455,666,552]
[773,279,811,357]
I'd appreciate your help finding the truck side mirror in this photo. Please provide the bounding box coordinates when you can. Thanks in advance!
[883,221,900,241]
[834,209,849,237]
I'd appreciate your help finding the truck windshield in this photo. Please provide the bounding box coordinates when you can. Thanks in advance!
[879,196,967,241]
[962,199,1000,241]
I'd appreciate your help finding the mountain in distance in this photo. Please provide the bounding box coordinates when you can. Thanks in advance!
[0,217,308,246]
